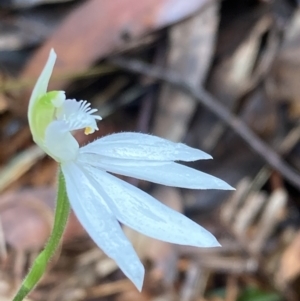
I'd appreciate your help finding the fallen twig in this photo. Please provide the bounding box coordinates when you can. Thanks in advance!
[110,56,300,190]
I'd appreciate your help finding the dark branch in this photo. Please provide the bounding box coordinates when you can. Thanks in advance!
[110,56,300,190]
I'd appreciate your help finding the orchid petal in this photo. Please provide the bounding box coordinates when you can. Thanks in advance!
[79,154,233,190]
[56,99,102,133]
[28,49,62,145]
[81,164,220,248]
[80,132,212,161]
[61,161,145,291]
[28,49,56,118]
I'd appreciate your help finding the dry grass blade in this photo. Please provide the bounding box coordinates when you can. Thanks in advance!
[0,146,44,192]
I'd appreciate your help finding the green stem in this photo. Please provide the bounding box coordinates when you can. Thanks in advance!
[12,168,70,301]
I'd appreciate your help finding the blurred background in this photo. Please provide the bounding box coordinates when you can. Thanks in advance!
[1,0,300,300]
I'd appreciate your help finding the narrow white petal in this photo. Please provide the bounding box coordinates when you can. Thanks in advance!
[80,132,211,161]
[79,154,233,190]
[28,49,56,117]
[81,163,221,248]
[61,161,145,290]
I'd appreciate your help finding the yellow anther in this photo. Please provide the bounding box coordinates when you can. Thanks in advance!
[84,127,94,135]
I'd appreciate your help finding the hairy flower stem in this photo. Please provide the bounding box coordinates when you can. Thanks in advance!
[12,169,70,301]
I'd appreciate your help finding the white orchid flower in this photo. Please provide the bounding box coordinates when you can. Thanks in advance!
[28,49,233,291]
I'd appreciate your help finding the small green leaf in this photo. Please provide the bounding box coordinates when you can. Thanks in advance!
[238,286,282,301]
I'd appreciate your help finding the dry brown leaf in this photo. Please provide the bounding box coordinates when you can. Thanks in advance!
[14,0,211,116]
[276,231,300,289]
[272,9,300,120]
[153,2,219,140]
[0,188,54,251]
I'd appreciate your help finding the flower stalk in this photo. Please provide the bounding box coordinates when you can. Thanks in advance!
[13,169,70,301]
